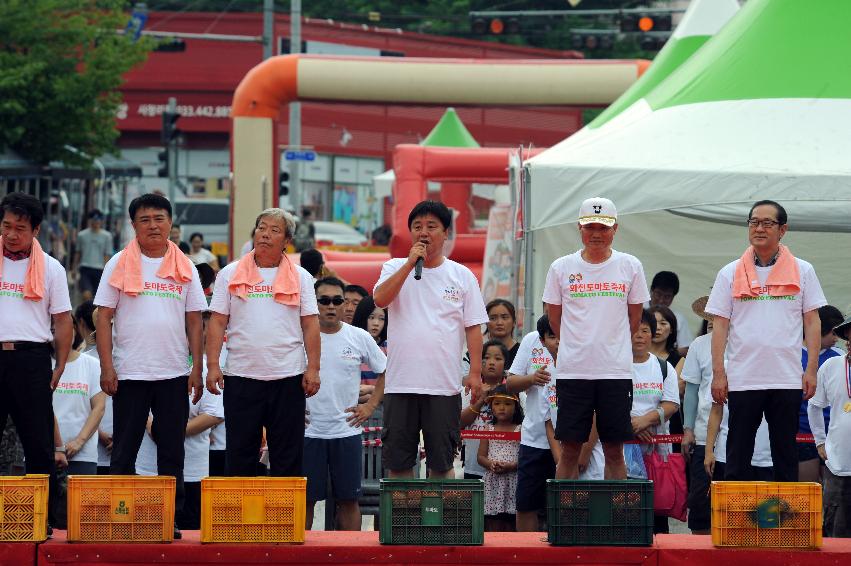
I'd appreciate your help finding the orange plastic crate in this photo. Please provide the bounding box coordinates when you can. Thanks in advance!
[67,476,175,542]
[200,477,306,543]
[0,474,48,542]
[711,481,822,549]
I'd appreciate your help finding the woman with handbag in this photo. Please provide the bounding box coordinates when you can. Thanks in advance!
[624,309,684,534]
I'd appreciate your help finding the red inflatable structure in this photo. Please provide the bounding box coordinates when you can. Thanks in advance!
[325,145,545,290]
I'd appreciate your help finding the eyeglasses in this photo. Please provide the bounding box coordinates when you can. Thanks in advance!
[747,219,782,229]
[317,296,345,306]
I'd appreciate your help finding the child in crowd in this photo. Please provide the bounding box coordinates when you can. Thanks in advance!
[507,315,557,531]
[478,384,523,532]
[461,340,510,480]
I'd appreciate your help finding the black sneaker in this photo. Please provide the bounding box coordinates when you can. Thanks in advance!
[47,525,53,539]
[173,524,182,540]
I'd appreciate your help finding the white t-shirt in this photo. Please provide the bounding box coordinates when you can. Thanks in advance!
[673,307,694,348]
[94,251,207,380]
[542,250,650,380]
[715,406,772,468]
[135,388,224,482]
[189,248,217,266]
[208,349,228,451]
[210,261,318,380]
[509,332,556,450]
[306,324,387,439]
[630,355,680,433]
[705,258,827,391]
[53,354,103,464]
[376,258,488,395]
[461,388,495,477]
[0,254,71,342]
[809,356,851,476]
[681,333,714,445]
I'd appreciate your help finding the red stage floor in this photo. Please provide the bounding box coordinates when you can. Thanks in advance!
[0,541,35,566]
[33,532,851,566]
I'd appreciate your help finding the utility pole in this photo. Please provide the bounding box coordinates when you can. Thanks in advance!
[289,0,302,216]
[166,97,178,204]
[262,0,273,59]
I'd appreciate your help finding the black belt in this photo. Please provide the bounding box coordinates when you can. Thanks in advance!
[0,341,50,352]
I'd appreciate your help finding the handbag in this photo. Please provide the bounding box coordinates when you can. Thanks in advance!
[643,448,687,522]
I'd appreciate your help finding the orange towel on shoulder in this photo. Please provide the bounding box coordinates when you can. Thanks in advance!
[228,250,300,307]
[0,236,46,301]
[109,239,194,295]
[732,244,800,298]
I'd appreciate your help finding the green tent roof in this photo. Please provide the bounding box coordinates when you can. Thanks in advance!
[421,108,480,148]
[648,0,851,111]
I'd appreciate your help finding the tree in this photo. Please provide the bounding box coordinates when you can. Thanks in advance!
[0,0,151,166]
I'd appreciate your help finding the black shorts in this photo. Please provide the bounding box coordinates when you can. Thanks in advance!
[555,379,633,443]
[381,393,460,474]
[687,445,711,531]
[303,436,363,502]
[78,266,103,293]
[515,444,555,513]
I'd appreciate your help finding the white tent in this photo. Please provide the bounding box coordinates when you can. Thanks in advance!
[523,0,851,328]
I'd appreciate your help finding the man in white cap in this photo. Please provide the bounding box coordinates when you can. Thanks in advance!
[542,197,649,480]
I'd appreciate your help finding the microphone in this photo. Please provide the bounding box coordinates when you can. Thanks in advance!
[414,257,424,280]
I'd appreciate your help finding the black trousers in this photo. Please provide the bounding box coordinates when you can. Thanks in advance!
[0,347,56,522]
[110,376,189,514]
[176,481,201,530]
[726,389,800,482]
[224,375,304,477]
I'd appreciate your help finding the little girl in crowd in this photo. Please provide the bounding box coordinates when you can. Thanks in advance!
[478,383,524,532]
[460,340,510,480]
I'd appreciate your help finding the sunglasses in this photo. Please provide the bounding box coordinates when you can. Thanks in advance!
[317,296,345,306]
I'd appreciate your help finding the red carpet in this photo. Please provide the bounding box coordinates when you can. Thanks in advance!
[32,531,851,566]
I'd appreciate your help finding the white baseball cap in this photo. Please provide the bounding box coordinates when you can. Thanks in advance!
[578,197,617,227]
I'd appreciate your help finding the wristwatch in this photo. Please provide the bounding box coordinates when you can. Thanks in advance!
[54,446,66,453]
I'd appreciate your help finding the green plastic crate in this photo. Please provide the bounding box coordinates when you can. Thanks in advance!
[547,480,654,546]
[379,479,483,545]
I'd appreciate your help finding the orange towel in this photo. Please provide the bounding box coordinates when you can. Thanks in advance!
[732,244,800,298]
[0,236,45,301]
[109,239,194,296]
[228,250,300,306]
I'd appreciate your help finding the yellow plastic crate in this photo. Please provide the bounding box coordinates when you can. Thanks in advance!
[67,476,175,543]
[711,481,822,549]
[200,477,306,543]
[0,474,48,542]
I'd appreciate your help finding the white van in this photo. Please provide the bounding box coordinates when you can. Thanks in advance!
[173,198,230,250]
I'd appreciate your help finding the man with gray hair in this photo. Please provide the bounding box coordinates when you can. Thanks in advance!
[206,208,320,476]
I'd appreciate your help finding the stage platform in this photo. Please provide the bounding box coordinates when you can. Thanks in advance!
[29,532,851,566]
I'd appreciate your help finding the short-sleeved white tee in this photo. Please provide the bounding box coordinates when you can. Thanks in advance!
[673,307,694,348]
[135,388,224,482]
[461,388,495,477]
[630,355,680,434]
[0,254,71,342]
[375,258,488,395]
[509,332,556,450]
[809,356,851,476]
[209,261,318,380]
[207,349,228,451]
[542,250,650,380]
[94,251,207,380]
[705,258,827,391]
[189,248,217,266]
[306,324,386,439]
[681,333,714,445]
[53,354,103,464]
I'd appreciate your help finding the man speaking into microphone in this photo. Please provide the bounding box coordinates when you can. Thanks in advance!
[374,200,488,478]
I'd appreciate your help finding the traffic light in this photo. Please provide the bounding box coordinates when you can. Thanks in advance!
[620,13,672,33]
[640,35,668,51]
[571,33,614,52]
[157,149,168,178]
[160,110,180,146]
[279,171,290,196]
[153,39,186,52]
[471,17,521,35]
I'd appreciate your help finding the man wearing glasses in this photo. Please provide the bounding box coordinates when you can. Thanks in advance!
[707,200,826,481]
[304,277,386,531]
[206,208,320,477]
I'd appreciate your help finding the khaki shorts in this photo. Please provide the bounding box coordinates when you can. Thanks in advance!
[382,393,461,473]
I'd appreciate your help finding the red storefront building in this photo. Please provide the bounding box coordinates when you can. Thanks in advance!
[119,12,584,231]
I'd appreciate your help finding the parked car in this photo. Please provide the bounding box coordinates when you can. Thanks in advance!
[173,198,229,248]
[313,221,368,247]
